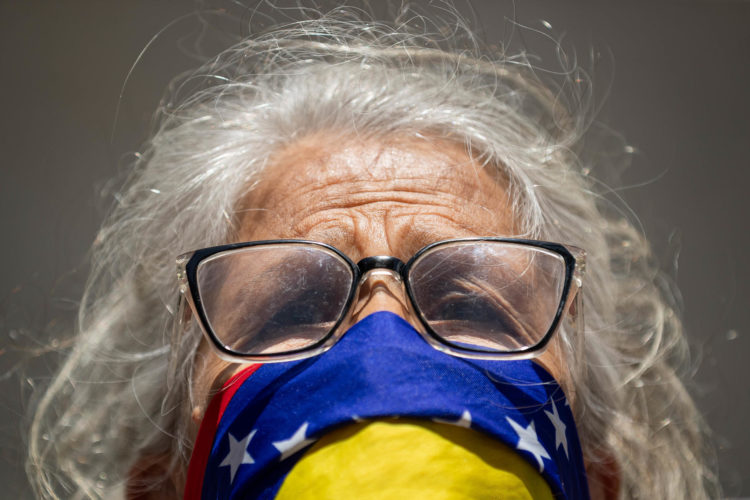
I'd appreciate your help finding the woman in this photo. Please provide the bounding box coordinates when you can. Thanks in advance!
[27,4,717,499]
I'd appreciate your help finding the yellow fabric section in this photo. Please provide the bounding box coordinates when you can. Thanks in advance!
[276,420,554,500]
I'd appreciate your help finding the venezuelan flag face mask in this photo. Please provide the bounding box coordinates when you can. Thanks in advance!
[185,312,591,499]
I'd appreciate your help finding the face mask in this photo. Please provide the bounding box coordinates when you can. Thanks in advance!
[185,312,590,499]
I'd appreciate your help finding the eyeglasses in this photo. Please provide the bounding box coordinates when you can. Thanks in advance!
[176,238,585,363]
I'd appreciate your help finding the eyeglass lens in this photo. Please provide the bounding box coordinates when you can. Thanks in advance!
[407,242,565,352]
[197,245,354,355]
[195,242,567,356]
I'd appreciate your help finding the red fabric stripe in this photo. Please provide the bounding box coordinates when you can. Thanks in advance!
[183,364,261,500]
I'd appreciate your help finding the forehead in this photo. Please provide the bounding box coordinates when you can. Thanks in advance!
[235,133,516,259]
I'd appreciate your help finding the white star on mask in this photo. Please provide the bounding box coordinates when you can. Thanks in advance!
[544,400,569,458]
[272,422,315,461]
[219,430,256,483]
[506,417,551,472]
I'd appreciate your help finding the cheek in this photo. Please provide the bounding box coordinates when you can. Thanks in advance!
[189,340,243,426]
[533,340,576,407]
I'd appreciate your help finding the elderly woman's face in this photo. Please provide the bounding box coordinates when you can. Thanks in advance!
[190,133,568,424]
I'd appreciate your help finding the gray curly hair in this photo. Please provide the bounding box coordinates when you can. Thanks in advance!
[27,4,718,499]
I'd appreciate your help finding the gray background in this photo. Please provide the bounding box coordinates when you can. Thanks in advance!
[1,1,748,497]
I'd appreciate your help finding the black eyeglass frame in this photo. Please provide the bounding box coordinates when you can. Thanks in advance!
[176,238,585,363]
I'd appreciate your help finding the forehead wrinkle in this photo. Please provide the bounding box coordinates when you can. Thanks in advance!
[236,172,511,243]
[288,212,356,246]
[290,196,482,233]
[265,135,485,193]
[276,161,476,195]
[269,161,495,217]
[267,158,484,212]
[234,134,515,243]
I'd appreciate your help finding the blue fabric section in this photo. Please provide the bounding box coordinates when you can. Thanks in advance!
[201,312,590,499]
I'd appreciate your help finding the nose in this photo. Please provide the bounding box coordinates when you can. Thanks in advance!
[349,268,413,323]
[342,254,422,329]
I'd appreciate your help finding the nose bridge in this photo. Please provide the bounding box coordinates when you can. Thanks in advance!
[347,255,414,325]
